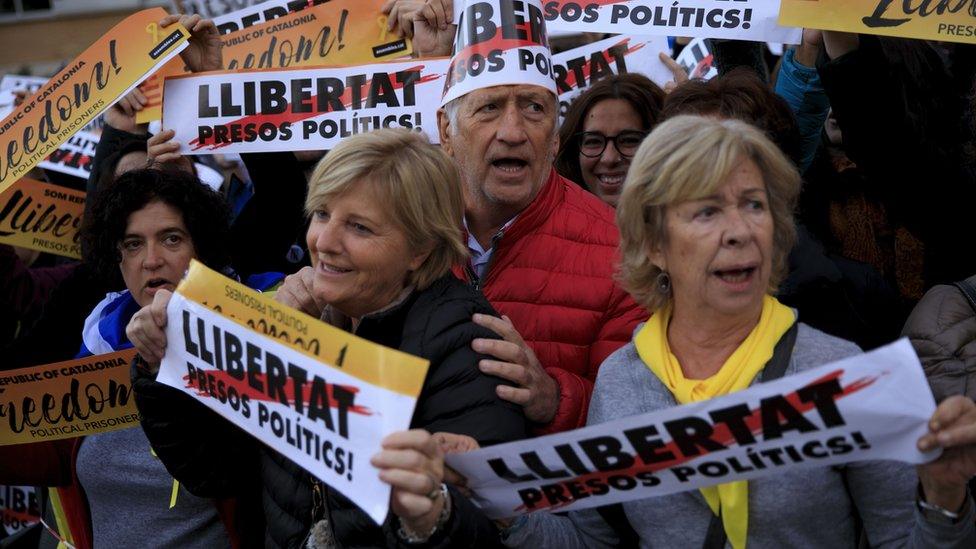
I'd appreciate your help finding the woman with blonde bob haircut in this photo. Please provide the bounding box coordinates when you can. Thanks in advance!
[493,115,976,547]
[304,128,468,292]
[128,129,527,548]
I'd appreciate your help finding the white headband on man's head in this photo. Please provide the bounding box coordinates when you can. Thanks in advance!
[440,0,558,107]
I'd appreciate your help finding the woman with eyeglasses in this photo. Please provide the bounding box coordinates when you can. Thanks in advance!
[556,73,666,207]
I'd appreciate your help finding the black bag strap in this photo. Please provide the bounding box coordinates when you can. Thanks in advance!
[952,275,976,316]
[702,322,800,549]
[596,503,640,548]
[761,322,800,383]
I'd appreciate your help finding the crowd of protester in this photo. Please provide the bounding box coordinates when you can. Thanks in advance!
[2,1,976,547]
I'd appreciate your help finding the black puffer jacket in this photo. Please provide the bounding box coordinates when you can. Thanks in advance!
[133,274,527,548]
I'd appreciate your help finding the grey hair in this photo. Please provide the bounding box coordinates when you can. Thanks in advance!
[443,96,463,137]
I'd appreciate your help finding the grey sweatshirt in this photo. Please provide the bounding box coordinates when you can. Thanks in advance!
[503,324,975,548]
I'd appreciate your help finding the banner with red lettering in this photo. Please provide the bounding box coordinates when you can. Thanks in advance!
[0,486,40,538]
[38,130,98,181]
[443,0,557,106]
[675,37,718,81]
[552,34,671,119]
[542,0,800,43]
[162,59,448,154]
[447,339,937,518]
[138,0,412,123]
[212,0,331,34]
[157,261,431,524]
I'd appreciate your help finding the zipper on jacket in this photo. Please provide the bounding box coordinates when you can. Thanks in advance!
[310,476,324,521]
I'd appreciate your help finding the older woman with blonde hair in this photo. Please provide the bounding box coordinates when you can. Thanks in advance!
[127,128,526,548]
[430,114,976,547]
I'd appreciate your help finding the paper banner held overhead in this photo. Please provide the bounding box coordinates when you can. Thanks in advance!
[442,0,557,106]
[0,8,189,194]
[543,0,800,43]
[163,58,448,154]
[552,34,671,119]
[138,0,413,123]
[779,0,976,44]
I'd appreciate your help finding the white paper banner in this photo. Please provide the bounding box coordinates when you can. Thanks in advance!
[442,0,557,106]
[173,0,268,19]
[0,75,50,123]
[0,75,48,108]
[675,37,718,81]
[0,486,40,537]
[157,291,422,523]
[543,0,801,43]
[212,0,328,34]
[38,130,99,180]
[552,34,671,118]
[447,339,938,518]
[163,59,448,155]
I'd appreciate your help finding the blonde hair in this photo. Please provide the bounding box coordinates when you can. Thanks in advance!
[616,115,800,312]
[305,129,468,290]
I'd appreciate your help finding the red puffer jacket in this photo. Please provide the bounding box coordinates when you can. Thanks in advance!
[456,169,649,433]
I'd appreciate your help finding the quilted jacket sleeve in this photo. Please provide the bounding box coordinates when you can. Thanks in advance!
[540,287,648,435]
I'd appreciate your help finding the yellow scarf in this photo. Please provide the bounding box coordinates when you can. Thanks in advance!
[634,295,795,549]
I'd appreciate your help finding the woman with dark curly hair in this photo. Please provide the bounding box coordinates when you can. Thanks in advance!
[0,168,280,549]
[555,73,665,207]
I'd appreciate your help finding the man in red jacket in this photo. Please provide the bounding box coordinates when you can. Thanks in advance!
[281,0,648,434]
[425,0,648,434]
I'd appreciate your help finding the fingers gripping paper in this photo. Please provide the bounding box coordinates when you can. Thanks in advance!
[442,0,558,106]
[156,261,431,523]
[446,339,938,518]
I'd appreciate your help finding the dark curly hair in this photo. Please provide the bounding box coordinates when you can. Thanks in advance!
[661,67,802,167]
[80,168,232,286]
[556,73,666,189]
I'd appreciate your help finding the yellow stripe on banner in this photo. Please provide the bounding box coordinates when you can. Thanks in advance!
[175,260,430,397]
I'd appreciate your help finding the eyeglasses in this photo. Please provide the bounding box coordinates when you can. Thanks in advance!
[577,130,648,158]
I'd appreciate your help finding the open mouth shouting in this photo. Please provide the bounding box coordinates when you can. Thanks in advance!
[489,156,529,179]
[713,265,758,290]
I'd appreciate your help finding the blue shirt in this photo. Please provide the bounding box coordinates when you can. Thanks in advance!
[464,216,516,280]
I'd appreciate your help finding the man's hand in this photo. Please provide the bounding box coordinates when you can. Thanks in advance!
[382,0,455,57]
[917,396,976,512]
[104,89,149,135]
[659,52,689,94]
[161,14,222,73]
[472,313,559,424]
[274,266,326,317]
